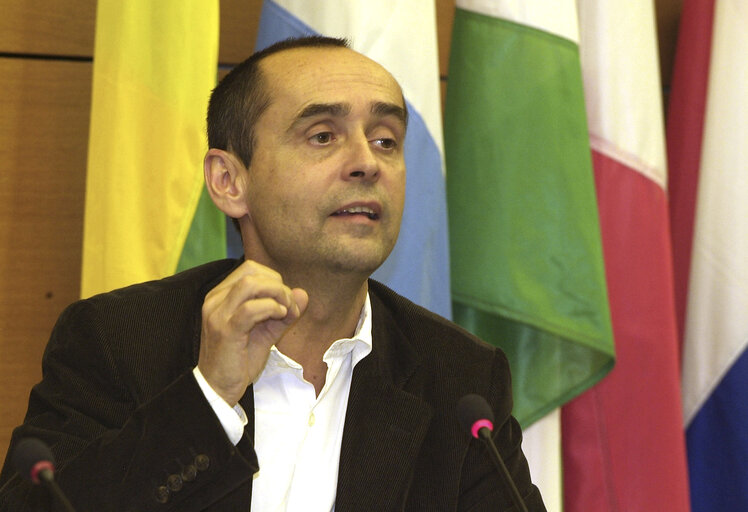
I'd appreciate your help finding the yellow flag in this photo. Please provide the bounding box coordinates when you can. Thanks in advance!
[82,1,220,298]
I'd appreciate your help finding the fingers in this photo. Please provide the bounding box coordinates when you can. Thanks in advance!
[221,275,292,321]
[204,261,300,324]
[206,261,291,310]
[282,288,309,325]
[198,260,308,404]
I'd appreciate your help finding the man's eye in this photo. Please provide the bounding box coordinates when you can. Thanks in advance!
[373,138,397,150]
[310,132,334,145]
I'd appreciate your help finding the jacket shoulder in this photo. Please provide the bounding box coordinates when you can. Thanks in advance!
[367,279,501,375]
[81,258,240,305]
[45,259,242,398]
[53,258,235,340]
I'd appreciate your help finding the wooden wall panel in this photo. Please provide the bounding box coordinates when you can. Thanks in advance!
[0,0,95,57]
[0,58,92,464]
[220,0,264,63]
[0,0,683,470]
[0,0,265,64]
[436,0,457,78]
[656,0,684,106]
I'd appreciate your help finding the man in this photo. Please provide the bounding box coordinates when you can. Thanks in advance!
[0,37,545,511]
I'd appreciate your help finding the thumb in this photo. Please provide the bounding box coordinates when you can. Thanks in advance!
[284,288,309,324]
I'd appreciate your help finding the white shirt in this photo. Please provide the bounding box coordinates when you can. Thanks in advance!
[193,294,373,511]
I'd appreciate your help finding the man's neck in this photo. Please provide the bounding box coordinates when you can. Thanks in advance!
[277,276,367,350]
[274,274,369,394]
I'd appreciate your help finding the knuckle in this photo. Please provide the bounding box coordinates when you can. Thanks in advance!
[239,274,256,289]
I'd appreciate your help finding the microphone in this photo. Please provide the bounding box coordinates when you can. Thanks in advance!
[11,438,77,512]
[457,394,529,512]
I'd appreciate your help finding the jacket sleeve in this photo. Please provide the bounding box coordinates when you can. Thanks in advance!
[457,350,547,512]
[0,299,258,512]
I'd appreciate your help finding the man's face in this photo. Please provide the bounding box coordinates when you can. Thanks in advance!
[240,47,407,281]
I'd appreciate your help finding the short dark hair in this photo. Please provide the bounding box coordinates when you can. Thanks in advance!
[207,36,350,167]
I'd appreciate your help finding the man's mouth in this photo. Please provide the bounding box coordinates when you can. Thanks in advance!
[332,206,379,220]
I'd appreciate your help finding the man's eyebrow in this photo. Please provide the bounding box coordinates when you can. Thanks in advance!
[371,101,407,126]
[288,103,351,132]
[287,101,407,132]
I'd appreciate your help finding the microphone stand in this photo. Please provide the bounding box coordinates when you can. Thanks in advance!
[37,467,77,512]
[477,428,529,512]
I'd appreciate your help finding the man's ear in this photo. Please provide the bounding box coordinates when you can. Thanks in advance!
[203,148,248,218]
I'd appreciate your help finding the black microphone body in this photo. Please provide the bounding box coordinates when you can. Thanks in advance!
[11,438,78,512]
[457,394,530,512]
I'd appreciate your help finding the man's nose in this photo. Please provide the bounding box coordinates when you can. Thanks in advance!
[342,135,380,181]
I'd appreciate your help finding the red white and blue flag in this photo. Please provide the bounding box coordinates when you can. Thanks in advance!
[669,1,748,510]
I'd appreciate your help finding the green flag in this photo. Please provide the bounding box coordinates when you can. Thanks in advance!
[445,5,614,427]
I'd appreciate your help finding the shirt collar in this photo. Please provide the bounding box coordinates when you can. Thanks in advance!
[325,292,373,367]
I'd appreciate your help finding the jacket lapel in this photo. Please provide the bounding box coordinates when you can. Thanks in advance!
[335,287,433,510]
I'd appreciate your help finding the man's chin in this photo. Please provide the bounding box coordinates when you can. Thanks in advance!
[327,255,387,276]
[323,244,395,277]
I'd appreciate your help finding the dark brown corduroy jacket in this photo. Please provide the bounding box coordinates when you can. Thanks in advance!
[0,259,545,511]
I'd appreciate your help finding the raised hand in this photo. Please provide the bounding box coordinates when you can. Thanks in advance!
[197,260,309,405]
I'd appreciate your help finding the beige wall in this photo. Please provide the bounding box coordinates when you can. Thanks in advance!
[0,0,682,465]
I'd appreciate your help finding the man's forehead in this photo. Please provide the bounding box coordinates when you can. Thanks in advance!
[259,46,403,105]
[261,45,376,71]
